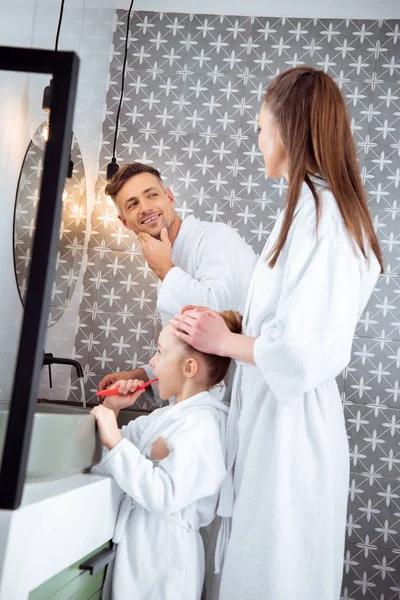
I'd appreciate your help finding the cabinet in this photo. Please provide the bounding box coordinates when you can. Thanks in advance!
[29,542,113,600]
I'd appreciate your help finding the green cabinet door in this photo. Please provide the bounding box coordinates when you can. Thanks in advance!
[30,542,112,600]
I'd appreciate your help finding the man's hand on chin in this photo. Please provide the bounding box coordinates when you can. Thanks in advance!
[138,227,174,280]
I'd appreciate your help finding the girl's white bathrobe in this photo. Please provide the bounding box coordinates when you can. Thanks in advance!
[215,182,381,600]
[99,391,228,600]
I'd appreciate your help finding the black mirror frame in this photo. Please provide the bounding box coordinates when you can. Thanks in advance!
[0,46,79,509]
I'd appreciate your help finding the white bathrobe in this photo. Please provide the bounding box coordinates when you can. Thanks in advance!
[99,391,228,600]
[156,215,256,323]
[143,215,255,398]
[215,182,381,600]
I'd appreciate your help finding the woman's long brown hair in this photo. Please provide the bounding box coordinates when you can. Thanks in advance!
[264,66,384,272]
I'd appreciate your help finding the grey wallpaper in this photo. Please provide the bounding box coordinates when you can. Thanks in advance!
[70,11,400,598]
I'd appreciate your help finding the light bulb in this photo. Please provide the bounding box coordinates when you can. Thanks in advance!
[30,116,49,150]
[30,80,52,149]
[105,192,115,207]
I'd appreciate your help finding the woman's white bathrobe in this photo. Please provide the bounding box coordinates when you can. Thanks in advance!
[99,391,228,600]
[215,182,381,600]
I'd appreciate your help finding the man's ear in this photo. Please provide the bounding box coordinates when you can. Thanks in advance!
[166,188,175,206]
[118,214,130,229]
[183,357,198,379]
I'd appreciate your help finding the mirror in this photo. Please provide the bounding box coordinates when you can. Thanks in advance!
[13,134,86,326]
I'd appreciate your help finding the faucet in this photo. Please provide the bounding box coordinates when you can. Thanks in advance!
[42,353,86,407]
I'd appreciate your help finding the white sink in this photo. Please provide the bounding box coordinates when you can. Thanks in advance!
[0,403,102,482]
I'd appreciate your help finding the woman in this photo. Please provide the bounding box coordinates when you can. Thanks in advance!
[171,66,383,600]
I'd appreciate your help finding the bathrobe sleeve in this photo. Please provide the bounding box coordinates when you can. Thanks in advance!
[158,226,255,314]
[253,204,368,402]
[100,413,226,514]
[120,414,150,446]
[91,414,151,476]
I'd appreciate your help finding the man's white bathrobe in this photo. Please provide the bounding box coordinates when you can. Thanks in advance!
[215,182,381,600]
[143,215,255,397]
[99,391,228,600]
[156,215,255,323]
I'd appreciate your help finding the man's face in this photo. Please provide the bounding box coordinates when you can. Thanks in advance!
[116,172,176,239]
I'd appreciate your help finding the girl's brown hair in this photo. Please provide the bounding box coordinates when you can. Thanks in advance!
[182,310,242,387]
[263,66,384,272]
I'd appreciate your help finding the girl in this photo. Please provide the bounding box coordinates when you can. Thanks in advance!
[91,311,242,600]
[171,66,383,600]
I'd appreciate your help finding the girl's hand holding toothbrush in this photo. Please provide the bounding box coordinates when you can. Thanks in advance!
[99,379,147,413]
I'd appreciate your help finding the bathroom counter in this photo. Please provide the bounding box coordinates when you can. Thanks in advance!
[0,473,120,600]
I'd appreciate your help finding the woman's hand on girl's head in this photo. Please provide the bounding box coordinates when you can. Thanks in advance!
[181,304,210,314]
[170,308,231,356]
[90,404,122,450]
[101,379,146,412]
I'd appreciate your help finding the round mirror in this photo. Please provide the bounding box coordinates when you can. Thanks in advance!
[13,135,86,326]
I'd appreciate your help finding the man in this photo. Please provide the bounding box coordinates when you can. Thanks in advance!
[98,162,255,391]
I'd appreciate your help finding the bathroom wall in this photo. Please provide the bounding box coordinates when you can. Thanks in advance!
[119,0,400,19]
[0,0,116,405]
[72,8,400,597]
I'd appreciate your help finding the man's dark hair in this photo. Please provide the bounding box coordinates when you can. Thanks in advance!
[105,162,163,201]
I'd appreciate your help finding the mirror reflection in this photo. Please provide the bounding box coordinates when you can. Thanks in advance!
[13,134,86,326]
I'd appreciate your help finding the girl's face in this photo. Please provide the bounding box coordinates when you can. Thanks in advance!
[257,104,288,179]
[149,326,189,400]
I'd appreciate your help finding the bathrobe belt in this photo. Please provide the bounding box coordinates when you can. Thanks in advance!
[215,360,257,574]
[113,494,198,544]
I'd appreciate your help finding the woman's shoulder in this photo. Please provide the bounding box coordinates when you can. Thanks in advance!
[295,182,344,238]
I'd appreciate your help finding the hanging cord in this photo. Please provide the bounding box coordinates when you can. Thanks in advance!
[112,0,135,161]
[42,0,66,108]
[52,0,74,178]
[54,0,66,51]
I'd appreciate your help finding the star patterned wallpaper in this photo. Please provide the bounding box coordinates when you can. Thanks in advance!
[67,10,400,598]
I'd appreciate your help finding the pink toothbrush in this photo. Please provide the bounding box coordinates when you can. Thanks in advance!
[96,378,158,397]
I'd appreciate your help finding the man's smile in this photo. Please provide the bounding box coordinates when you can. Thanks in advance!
[141,213,162,225]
